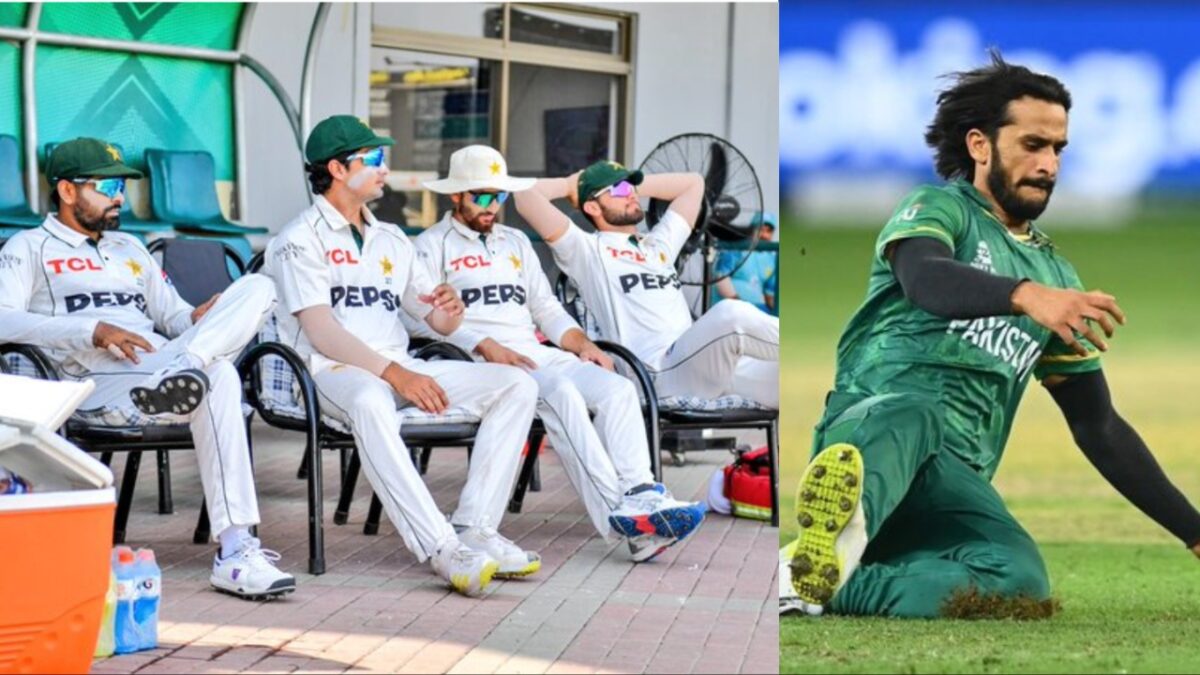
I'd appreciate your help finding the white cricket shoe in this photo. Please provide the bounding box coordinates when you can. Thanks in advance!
[431,540,500,596]
[210,538,296,600]
[457,526,541,579]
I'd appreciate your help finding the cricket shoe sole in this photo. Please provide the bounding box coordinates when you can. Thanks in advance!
[131,368,210,417]
[791,443,864,608]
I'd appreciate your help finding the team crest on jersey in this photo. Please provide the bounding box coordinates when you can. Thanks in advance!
[508,254,521,270]
[970,241,994,273]
[380,256,394,284]
[0,253,21,269]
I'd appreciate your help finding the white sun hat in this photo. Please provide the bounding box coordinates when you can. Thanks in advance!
[423,145,536,194]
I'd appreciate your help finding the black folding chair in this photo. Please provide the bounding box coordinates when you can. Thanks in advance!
[553,275,780,526]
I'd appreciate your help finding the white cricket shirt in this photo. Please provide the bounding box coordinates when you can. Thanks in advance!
[264,196,437,373]
[547,209,695,369]
[0,215,194,376]
[412,213,580,357]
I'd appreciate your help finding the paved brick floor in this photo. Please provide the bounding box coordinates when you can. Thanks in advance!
[90,420,779,674]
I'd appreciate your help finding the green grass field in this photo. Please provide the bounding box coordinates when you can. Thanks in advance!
[779,218,1200,673]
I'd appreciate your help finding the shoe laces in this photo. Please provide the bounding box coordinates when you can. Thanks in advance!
[233,538,282,569]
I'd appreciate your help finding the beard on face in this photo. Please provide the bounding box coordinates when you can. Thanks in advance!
[600,200,643,226]
[74,200,121,234]
[985,146,1055,223]
[454,201,496,234]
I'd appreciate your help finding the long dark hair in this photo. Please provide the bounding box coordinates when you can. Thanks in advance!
[924,49,1072,181]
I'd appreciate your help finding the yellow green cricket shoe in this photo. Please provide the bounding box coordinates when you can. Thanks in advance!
[791,443,866,612]
[432,542,500,597]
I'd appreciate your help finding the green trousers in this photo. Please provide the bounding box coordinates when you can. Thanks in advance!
[812,391,1050,618]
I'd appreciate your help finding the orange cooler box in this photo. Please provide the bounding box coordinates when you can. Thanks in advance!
[0,489,115,674]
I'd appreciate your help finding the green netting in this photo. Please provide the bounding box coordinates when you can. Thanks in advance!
[0,41,19,166]
[39,3,243,51]
[0,3,28,28]
[36,45,234,179]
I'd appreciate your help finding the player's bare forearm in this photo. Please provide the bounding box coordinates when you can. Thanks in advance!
[637,173,705,226]
[515,179,571,242]
[716,277,738,299]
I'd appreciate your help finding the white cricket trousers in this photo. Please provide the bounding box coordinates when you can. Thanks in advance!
[522,345,654,538]
[653,299,779,409]
[313,359,537,562]
[75,274,277,539]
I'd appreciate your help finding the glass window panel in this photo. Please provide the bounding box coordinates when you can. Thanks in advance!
[370,47,497,228]
[504,62,620,234]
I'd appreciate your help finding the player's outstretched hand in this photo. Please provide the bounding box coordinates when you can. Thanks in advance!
[93,321,155,364]
[577,343,615,371]
[420,283,465,317]
[475,338,537,370]
[383,362,449,413]
[191,293,220,324]
[1011,282,1126,356]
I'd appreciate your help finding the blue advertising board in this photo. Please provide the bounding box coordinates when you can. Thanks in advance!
[780,1,1200,198]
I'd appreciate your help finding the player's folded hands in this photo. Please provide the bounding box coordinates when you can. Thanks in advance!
[92,321,155,364]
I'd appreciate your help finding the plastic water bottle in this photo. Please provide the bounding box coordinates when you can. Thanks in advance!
[133,549,161,650]
[112,548,140,654]
[93,570,116,658]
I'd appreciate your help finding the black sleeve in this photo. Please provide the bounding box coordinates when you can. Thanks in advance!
[1048,370,1200,548]
[890,237,1026,319]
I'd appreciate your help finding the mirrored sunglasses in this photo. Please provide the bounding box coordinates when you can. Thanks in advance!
[468,191,510,208]
[346,146,386,168]
[73,177,126,200]
[592,180,636,200]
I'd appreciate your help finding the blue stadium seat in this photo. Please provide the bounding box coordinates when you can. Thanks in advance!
[0,135,45,229]
[43,142,175,237]
[144,149,266,236]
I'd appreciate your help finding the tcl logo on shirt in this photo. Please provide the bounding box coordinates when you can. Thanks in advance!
[605,247,647,264]
[326,249,360,265]
[46,257,102,274]
[449,254,491,272]
[461,283,526,308]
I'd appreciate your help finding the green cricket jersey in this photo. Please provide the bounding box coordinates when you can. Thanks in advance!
[833,179,1102,479]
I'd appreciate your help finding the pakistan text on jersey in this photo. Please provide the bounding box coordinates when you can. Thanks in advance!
[462,284,526,308]
[330,285,399,311]
[619,272,681,293]
[65,292,147,314]
[946,317,1043,380]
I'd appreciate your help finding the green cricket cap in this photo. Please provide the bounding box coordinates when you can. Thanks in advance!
[305,115,394,164]
[45,137,142,181]
[577,160,644,206]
